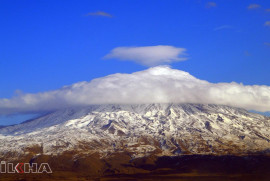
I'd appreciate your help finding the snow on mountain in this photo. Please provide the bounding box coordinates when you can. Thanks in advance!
[0,103,270,159]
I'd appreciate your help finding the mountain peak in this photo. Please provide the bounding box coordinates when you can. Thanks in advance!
[0,103,269,159]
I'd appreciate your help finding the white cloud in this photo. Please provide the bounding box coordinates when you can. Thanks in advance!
[104,45,188,66]
[214,25,233,31]
[86,11,112,17]
[248,4,261,9]
[1,66,270,115]
[206,2,217,8]
[265,21,270,27]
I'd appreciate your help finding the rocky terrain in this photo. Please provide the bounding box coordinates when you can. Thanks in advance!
[0,103,270,180]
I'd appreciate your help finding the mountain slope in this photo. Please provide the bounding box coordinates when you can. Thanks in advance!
[0,103,270,159]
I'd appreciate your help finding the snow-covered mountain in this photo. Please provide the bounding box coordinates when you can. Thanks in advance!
[0,103,270,159]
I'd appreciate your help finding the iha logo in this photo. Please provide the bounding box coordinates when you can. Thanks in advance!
[0,161,52,173]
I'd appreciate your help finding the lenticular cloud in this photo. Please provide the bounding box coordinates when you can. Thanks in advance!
[1,66,270,115]
[104,46,188,66]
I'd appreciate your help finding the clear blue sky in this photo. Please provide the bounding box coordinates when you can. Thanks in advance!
[0,0,270,124]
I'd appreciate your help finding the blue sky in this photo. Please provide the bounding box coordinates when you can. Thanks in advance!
[0,0,270,124]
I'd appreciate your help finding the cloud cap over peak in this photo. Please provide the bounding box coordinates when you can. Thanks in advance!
[1,66,270,116]
[104,45,188,66]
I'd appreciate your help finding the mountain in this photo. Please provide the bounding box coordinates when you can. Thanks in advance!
[1,103,270,180]
[0,125,6,128]
[1,103,270,158]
